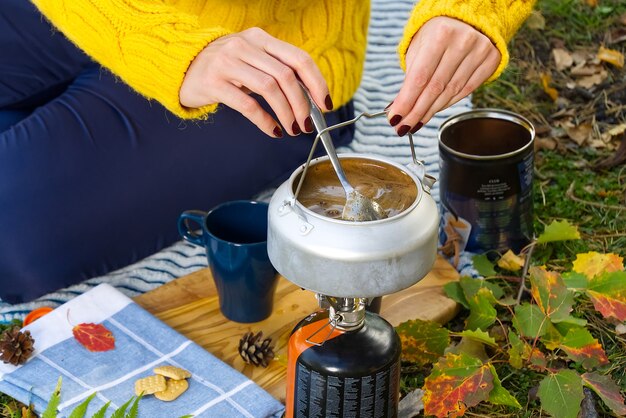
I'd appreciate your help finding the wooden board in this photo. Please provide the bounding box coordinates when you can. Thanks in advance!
[134,255,459,402]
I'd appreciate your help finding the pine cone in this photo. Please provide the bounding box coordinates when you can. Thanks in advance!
[238,331,275,368]
[0,327,35,366]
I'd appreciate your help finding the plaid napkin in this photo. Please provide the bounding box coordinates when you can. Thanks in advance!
[0,284,285,418]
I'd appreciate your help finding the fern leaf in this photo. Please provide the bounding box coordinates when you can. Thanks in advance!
[91,401,110,418]
[67,393,96,418]
[42,377,62,418]
[125,393,142,418]
[110,396,134,418]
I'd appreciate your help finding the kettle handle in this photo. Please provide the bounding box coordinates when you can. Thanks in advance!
[405,132,437,194]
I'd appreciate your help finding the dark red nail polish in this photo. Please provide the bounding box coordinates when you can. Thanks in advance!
[389,115,402,127]
[273,126,283,138]
[397,125,411,136]
[291,120,301,135]
[304,116,314,133]
[325,95,334,111]
[410,122,424,134]
[384,101,394,110]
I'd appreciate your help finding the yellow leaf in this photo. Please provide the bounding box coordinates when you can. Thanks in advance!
[586,0,598,7]
[540,73,558,101]
[572,252,624,279]
[498,250,525,272]
[597,46,624,68]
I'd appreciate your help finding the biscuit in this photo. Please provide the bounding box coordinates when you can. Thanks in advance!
[153,365,191,380]
[154,378,189,401]
[134,374,167,396]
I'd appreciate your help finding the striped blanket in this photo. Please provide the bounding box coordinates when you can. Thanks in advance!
[0,0,476,322]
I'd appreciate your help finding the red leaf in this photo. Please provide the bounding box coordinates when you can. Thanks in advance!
[581,372,626,416]
[72,323,115,352]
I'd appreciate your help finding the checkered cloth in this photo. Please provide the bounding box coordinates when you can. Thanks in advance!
[0,284,284,418]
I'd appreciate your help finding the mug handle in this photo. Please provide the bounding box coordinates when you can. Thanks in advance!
[178,210,207,247]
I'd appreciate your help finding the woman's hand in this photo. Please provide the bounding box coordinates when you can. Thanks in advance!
[388,17,501,136]
[179,27,332,138]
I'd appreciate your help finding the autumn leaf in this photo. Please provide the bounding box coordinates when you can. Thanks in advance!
[72,323,115,352]
[538,370,584,418]
[572,252,624,279]
[586,271,626,321]
[581,372,626,416]
[513,303,548,338]
[597,46,625,68]
[459,276,504,300]
[559,327,608,370]
[540,72,559,101]
[396,319,449,365]
[553,48,574,71]
[488,364,521,409]
[529,267,574,322]
[423,352,494,418]
[536,220,581,243]
[541,322,564,350]
[497,250,525,272]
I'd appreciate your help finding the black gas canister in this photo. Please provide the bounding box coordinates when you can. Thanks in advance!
[285,298,401,418]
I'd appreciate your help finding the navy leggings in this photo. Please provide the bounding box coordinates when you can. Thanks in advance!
[0,1,354,303]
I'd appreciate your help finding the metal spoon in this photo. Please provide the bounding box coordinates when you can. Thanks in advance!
[300,85,384,222]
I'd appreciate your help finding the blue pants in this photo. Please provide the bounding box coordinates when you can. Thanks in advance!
[0,1,354,303]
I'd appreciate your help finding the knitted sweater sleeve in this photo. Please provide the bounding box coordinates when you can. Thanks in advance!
[31,0,231,119]
[398,0,536,81]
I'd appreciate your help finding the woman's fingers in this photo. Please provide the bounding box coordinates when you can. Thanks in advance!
[217,83,283,138]
[241,28,332,112]
[180,28,329,137]
[389,17,501,135]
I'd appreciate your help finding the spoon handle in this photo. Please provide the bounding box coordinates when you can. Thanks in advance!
[300,85,354,193]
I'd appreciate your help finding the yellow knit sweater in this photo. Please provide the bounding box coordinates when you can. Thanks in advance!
[31,0,534,119]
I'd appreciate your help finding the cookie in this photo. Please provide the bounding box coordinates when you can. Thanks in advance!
[153,365,191,380]
[154,378,189,401]
[134,374,167,396]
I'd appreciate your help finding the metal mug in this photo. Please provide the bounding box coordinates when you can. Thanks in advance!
[438,109,535,254]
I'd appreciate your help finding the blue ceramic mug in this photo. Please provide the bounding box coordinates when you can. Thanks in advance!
[178,200,278,323]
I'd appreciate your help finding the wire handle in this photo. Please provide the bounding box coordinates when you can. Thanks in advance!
[292,109,427,204]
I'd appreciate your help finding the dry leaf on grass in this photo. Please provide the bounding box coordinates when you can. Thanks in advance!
[535,137,559,151]
[577,70,608,88]
[553,48,574,71]
[565,122,594,146]
[601,123,626,142]
[597,46,625,68]
[540,73,559,101]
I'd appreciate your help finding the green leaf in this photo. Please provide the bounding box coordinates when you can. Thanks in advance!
[586,271,626,321]
[529,267,574,322]
[444,281,469,309]
[42,377,62,418]
[466,287,497,331]
[508,332,525,369]
[110,397,135,418]
[562,272,589,290]
[459,276,503,300]
[542,322,564,350]
[395,319,450,365]
[559,327,609,370]
[126,394,142,418]
[454,329,497,347]
[472,254,497,277]
[536,220,581,244]
[423,352,494,417]
[512,303,548,338]
[538,369,584,418]
[92,402,110,418]
[68,393,96,418]
[581,372,626,416]
[488,364,521,409]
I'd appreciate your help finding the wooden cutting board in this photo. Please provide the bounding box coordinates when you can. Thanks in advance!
[134,255,459,402]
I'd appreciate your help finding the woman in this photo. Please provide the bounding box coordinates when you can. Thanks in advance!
[0,0,534,303]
